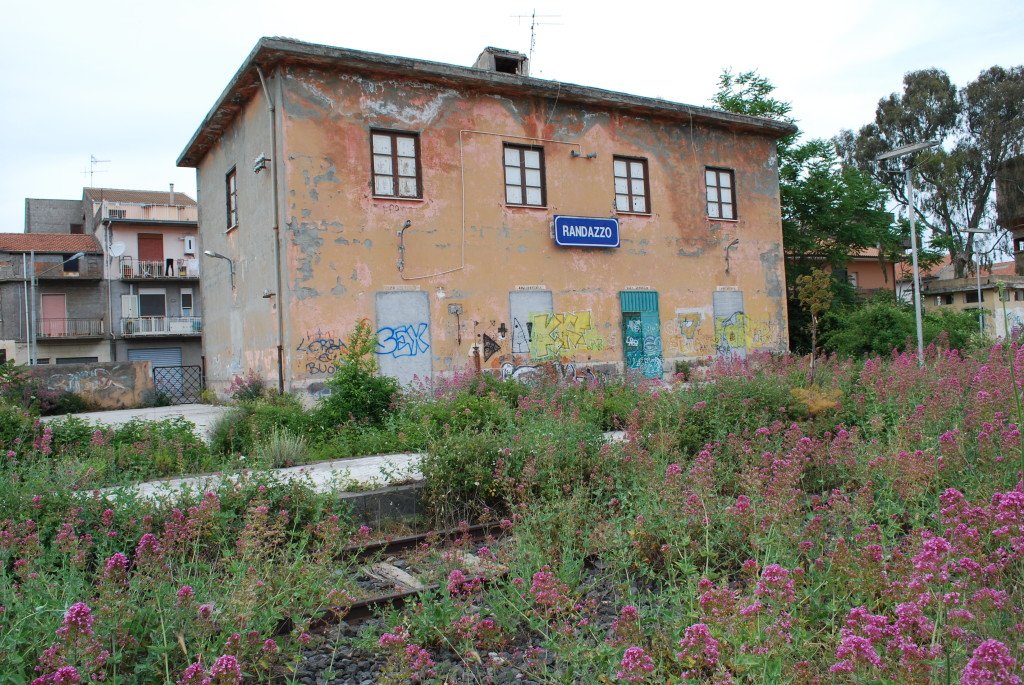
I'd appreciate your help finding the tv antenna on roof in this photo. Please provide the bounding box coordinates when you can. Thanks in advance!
[82,155,109,186]
[511,9,562,65]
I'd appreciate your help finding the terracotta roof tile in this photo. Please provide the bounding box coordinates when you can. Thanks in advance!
[83,188,196,206]
[0,233,102,254]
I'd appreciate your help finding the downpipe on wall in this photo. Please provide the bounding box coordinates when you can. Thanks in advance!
[257,65,286,394]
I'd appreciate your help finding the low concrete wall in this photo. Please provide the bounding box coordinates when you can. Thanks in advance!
[27,361,155,410]
[338,483,423,527]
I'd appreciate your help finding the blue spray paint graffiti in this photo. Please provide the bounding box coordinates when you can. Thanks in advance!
[376,323,430,358]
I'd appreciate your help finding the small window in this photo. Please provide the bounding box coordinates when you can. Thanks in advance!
[942,294,954,305]
[225,167,238,228]
[1016,237,1024,253]
[1015,290,1024,302]
[371,130,421,198]
[70,223,84,234]
[613,157,650,213]
[965,290,984,304]
[181,289,194,316]
[847,272,859,288]
[705,167,736,220]
[62,254,80,273]
[504,144,545,206]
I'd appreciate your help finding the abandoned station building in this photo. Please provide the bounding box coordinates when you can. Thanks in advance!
[178,38,795,394]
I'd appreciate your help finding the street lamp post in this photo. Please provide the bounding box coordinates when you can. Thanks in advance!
[966,228,993,336]
[203,250,235,289]
[28,251,86,365]
[876,140,940,366]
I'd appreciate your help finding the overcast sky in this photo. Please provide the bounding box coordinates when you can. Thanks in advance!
[1,0,1021,230]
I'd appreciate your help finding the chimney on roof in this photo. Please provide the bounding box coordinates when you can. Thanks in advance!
[473,47,529,77]
[169,183,175,205]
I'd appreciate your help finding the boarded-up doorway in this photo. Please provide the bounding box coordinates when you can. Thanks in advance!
[375,291,431,385]
[508,290,553,356]
[713,290,746,358]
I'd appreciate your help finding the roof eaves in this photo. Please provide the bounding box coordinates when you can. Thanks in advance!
[177,37,798,168]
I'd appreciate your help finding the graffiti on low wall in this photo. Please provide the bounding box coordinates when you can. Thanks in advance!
[27,362,155,410]
[528,311,605,361]
[713,312,784,357]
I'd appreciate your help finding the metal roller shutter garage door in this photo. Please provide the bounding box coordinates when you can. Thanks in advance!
[127,347,183,367]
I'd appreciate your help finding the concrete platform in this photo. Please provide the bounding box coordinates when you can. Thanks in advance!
[42,403,232,439]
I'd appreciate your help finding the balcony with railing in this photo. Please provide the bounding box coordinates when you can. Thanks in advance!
[37,318,105,339]
[96,204,198,224]
[119,257,199,281]
[121,316,202,337]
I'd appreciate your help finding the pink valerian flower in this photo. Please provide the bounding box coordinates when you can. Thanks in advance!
[262,639,278,653]
[176,585,195,605]
[731,495,752,515]
[830,634,884,674]
[58,602,94,637]
[676,623,720,679]
[102,552,129,580]
[90,430,105,447]
[177,661,209,685]
[961,639,1021,685]
[31,665,82,685]
[379,632,405,648]
[665,463,683,479]
[617,646,655,682]
[530,567,571,612]
[197,603,215,621]
[208,654,241,685]
[134,533,161,560]
[446,569,482,596]
[755,564,795,604]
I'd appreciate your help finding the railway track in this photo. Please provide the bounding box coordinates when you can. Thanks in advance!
[293,522,508,633]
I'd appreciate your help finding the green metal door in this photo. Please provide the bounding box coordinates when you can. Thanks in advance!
[620,291,662,379]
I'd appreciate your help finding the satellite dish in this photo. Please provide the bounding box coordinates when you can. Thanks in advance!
[109,242,126,257]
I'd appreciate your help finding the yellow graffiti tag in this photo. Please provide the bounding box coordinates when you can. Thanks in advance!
[529,311,606,360]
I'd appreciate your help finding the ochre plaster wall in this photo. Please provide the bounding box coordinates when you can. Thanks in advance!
[199,65,789,394]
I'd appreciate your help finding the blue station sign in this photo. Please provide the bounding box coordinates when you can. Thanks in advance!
[553,215,620,248]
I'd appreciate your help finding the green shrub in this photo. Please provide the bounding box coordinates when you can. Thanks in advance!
[209,407,253,456]
[0,404,36,449]
[312,321,399,429]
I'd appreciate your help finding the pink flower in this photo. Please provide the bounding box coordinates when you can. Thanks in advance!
[59,602,94,637]
[961,639,1021,684]
[176,585,195,604]
[665,463,682,478]
[197,603,215,621]
[177,661,209,685]
[676,623,720,679]
[617,646,655,682]
[208,654,241,685]
[135,532,161,560]
[446,569,482,596]
[262,639,278,653]
[102,552,129,579]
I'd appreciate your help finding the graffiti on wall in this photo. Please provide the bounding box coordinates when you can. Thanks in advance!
[376,322,430,358]
[27,362,152,410]
[297,329,348,375]
[499,358,597,383]
[664,308,713,356]
[624,317,663,377]
[510,318,532,354]
[528,311,606,361]
[713,312,784,356]
[482,333,501,361]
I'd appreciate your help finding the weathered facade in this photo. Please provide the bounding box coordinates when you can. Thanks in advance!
[179,38,794,395]
[0,233,107,365]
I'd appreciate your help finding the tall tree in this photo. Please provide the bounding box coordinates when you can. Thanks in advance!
[713,70,902,350]
[837,66,1024,278]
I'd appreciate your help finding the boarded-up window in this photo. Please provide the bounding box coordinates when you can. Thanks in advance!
[371,130,421,198]
[705,167,736,220]
[504,144,545,206]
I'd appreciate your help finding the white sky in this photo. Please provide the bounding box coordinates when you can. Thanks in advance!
[0,0,1021,230]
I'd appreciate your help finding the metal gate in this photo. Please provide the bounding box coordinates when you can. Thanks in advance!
[152,366,204,404]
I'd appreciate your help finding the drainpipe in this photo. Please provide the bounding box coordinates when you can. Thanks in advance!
[22,253,30,363]
[256,65,286,395]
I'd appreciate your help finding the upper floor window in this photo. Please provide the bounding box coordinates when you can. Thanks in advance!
[61,253,79,273]
[705,167,736,220]
[371,130,421,198]
[965,290,984,304]
[108,209,127,220]
[225,167,238,228]
[1015,237,1024,253]
[504,144,545,206]
[614,157,649,213]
